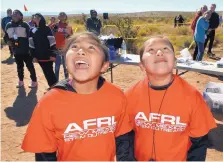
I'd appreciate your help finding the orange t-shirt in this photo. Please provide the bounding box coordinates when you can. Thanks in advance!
[22,81,132,161]
[125,75,216,161]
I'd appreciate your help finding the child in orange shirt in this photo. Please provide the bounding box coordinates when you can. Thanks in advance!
[125,36,217,161]
[22,32,135,161]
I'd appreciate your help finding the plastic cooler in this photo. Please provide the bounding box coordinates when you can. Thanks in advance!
[203,82,223,113]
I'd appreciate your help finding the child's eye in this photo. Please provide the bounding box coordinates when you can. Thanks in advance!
[88,46,96,50]
[71,44,77,49]
[148,48,156,54]
[149,49,154,52]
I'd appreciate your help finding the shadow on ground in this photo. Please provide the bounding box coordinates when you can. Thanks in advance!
[4,87,38,127]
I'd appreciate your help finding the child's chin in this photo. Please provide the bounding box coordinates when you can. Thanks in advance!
[72,75,90,83]
[152,70,172,76]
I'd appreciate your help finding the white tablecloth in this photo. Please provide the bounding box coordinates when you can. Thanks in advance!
[109,54,223,76]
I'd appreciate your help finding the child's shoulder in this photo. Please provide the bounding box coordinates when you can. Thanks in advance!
[40,80,73,103]
[34,88,65,113]
[125,77,147,97]
[198,17,205,22]
[40,88,66,103]
[174,75,201,96]
[104,81,125,97]
[128,77,146,91]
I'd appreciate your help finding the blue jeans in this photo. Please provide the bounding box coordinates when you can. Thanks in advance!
[55,52,68,81]
[196,41,205,61]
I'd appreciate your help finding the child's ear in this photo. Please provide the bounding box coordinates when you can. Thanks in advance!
[174,57,177,68]
[139,62,145,72]
[100,61,110,73]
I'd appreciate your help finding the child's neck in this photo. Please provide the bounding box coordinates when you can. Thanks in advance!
[72,78,99,94]
[148,73,173,87]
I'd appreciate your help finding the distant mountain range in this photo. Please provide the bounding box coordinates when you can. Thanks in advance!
[1,10,222,18]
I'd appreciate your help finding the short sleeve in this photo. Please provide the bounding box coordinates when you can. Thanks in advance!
[21,96,57,153]
[124,84,140,130]
[115,97,133,137]
[189,91,217,138]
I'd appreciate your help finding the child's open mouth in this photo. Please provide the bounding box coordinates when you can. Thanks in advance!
[75,60,89,69]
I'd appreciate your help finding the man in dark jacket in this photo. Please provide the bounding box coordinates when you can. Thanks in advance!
[174,14,185,27]
[1,8,14,57]
[86,9,102,36]
[30,13,57,88]
[4,10,37,88]
[204,4,220,57]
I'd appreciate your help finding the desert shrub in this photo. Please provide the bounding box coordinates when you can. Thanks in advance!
[148,25,161,34]
[214,34,223,47]
[137,27,151,37]
[147,18,154,23]
[176,26,191,35]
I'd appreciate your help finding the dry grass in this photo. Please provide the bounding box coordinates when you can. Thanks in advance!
[1,12,223,53]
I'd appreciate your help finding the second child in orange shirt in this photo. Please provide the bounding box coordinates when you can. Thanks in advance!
[124,36,216,161]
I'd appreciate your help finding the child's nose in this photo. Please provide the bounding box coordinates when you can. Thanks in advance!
[77,48,85,56]
[156,49,164,56]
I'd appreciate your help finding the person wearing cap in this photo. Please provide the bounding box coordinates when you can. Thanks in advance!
[52,12,73,81]
[4,10,37,88]
[1,8,14,57]
[86,9,102,36]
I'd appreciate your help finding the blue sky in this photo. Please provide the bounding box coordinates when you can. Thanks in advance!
[1,0,223,14]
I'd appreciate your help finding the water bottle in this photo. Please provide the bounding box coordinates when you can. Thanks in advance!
[121,40,127,59]
[108,45,116,60]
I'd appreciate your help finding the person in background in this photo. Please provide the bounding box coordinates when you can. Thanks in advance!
[48,16,56,30]
[191,5,208,60]
[219,14,222,27]
[1,9,12,32]
[1,8,14,57]
[219,15,223,26]
[191,5,208,36]
[194,10,212,61]
[53,12,72,81]
[29,13,57,88]
[204,4,220,57]
[174,14,185,27]
[28,15,35,28]
[86,9,102,36]
[4,10,37,88]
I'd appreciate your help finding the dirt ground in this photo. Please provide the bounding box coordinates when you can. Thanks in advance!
[1,46,223,161]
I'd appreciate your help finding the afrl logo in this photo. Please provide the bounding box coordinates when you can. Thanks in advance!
[135,112,187,132]
[135,112,186,125]
[63,116,116,142]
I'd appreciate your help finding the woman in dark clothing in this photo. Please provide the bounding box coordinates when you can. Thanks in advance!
[29,13,57,88]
